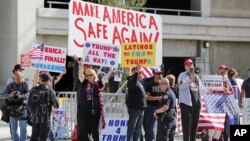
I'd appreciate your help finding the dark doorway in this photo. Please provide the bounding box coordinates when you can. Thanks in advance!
[50,56,74,91]
[163,57,195,79]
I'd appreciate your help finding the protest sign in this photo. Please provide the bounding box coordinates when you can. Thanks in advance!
[30,44,66,73]
[68,0,162,66]
[20,54,31,67]
[100,118,128,141]
[121,42,156,67]
[243,98,250,125]
[202,75,223,91]
[82,41,120,68]
[225,94,240,116]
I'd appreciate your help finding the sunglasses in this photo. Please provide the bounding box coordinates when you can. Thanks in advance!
[86,74,93,77]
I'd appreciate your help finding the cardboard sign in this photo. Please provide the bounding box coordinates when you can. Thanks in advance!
[30,44,66,73]
[243,98,250,125]
[121,42,156,67]
[20,54,31,67]
[100,118,128,141]
[202,75,224,91]
[68,0,162,66]
[225,94,240,116]
[82,41,120,68]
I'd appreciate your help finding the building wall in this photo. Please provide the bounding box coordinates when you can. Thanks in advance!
[210,0,250,18]
[0,0,18,92]
[163,39,198,57]
[209,41,250,79]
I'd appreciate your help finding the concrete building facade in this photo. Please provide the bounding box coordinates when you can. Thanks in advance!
[1,0,250,91]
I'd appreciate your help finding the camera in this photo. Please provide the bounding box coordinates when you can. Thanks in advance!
[91,109,96,115]
[13,91,20,100]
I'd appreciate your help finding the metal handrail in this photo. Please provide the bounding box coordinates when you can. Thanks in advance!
[46,1,202,16]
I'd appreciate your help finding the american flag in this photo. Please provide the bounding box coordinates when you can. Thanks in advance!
[177,93,227,133]
[28,44,44,59]
[140,67,161,78]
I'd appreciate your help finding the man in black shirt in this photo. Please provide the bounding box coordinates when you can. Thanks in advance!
[143,70,163,141]
[154,77,176,141]
[239,70,250,108]
[126,64,147,141]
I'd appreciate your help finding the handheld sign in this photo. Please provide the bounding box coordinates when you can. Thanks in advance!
[243,98,250,125]
[68,0,162,66]
[202,75,223,91]
[30,44,66,73]
[100,118,128,141]
[121,42,156,67]
[82,41,120,68]
[20,54,31,67]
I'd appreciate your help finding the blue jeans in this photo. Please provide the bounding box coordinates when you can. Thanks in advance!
[49,128,55,141]
[143,105,159,141]
[10,117,27,141]
[127,108,144,141]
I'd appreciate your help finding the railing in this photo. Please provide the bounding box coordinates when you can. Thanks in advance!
[46,1,202,16]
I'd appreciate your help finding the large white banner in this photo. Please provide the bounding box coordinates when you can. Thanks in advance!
[202,75,224,91]
[100,118,128,141]
[68,0,162,66]
[82,41,120,68]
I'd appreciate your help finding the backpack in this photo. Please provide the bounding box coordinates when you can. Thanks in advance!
[28,86,50,115]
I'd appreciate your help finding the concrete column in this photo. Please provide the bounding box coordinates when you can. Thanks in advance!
[201,0,211,17]
[0,0,18,92]
[0,0,37,92]
[17,0,37,87]
[196,41,210,75]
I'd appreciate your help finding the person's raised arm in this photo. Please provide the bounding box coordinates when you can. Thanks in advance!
[55,69,66,85]
[101,68,114,85]
[32,69,40,87]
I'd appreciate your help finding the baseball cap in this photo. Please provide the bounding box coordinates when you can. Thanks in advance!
[218,64,228,70]
[12,64,24,72]
[39,73,51,82]
[184,59,193,66]
[152,69,162,75]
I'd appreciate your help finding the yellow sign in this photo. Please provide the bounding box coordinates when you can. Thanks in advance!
[121,42,156,67]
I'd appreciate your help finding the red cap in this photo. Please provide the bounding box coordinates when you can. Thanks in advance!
[218,64,228,70]
[184,59,193,66]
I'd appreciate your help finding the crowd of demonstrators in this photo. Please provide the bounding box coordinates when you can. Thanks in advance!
[178,59,202,141]
[143,69,163,141]
[3,69,29,141]
[28,73,59,141]
[2,59,250,141]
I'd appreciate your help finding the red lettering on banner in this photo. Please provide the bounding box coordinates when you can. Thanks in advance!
[112,26,123,44]
[44,56,66,63]
[139,14,146,29]
[73,1,99,18]
[131,30,137,42]
[88,50,99,56]
[44,47,62,54]
[103,7,111,23]
[112,9,120,23]
[127,12,134,27]
[149,16,158,30]
[73,1,83,15]
[125,44,153,50]
[88,23,96,38]
[121,10,126,25]
[74,18,86,48]
[93,57,105,64]
[103,52,115,58]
